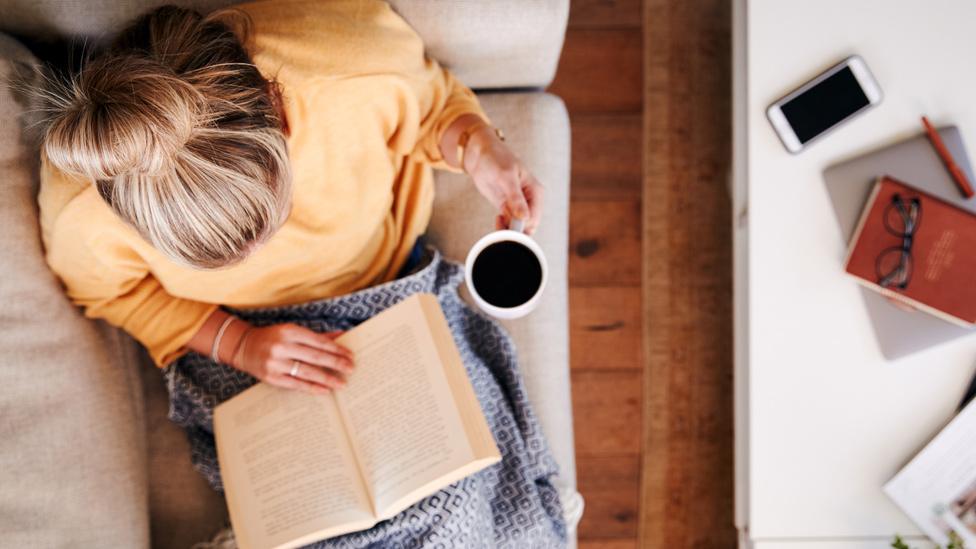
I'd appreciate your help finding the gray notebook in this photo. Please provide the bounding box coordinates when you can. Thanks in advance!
[823,126,976,360]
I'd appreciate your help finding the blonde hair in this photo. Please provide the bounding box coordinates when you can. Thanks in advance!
[36,5,291,269]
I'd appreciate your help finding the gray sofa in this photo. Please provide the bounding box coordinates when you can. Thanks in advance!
[0,1,579,547]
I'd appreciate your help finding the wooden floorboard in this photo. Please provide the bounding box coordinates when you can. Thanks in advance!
[569,0,643,29]
[569,199,642,287]
[569,113,643,200]
[571,370,642,456]
[640,0,735,548]
[569,287,642,370]
[548,29,643,113]
[578,540,639,549]
[552,2,644,547]
[576,455,640,539]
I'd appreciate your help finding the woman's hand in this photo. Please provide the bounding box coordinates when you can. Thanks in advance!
[232,323,354,395]
[464,127,545,235]
[441,114,544,235]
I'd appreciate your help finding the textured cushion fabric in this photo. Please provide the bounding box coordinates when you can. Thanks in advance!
[387,0,569,89]
[0,33,150,548]
[138,91,576,547]
[0,0,232,39]
[0,0,568,89]
[138,349,229,549]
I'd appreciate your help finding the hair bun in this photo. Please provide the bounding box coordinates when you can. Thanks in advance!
[41,55,205,180]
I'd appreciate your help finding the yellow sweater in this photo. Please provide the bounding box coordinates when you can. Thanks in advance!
[36,0,489,368]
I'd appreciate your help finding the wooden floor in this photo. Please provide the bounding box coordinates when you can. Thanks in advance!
[548,1,735,547]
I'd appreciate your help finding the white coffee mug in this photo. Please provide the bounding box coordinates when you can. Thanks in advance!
[464,219,548,319]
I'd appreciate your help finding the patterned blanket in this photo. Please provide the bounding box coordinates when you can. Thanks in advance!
[162,247,568,548]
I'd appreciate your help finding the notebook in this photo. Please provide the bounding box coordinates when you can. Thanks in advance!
[845,176,976,326]
[823,126,976,360]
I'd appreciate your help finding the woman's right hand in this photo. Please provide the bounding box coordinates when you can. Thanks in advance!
[232,323,354,395]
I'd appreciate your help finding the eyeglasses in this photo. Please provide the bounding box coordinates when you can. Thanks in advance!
[875,193,922,290]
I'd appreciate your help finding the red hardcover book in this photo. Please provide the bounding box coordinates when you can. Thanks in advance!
[845,176,976,326]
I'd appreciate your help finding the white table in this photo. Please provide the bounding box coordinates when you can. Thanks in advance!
[734,1,976,547]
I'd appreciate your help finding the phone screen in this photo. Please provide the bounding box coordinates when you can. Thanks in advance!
[780,66,869,144]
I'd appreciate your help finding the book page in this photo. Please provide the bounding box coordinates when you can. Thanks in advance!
[419,295,501,463]
[885,399,976,547]
[334,294,483,516]
[214,383,374,549]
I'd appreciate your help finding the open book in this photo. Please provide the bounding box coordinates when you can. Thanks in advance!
[885,396,976,547]
[214,294,501,549]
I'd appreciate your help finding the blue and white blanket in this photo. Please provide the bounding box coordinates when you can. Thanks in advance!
[162,247,568,548]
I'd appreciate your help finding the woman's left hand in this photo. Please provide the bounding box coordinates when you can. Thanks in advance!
[462,126,545,235]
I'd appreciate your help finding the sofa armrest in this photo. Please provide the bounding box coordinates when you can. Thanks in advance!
[426,92,576,488]
[388,0,569,89]
[0,33,150,548]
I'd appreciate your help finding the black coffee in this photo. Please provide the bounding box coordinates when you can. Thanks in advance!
[471,240,543,308]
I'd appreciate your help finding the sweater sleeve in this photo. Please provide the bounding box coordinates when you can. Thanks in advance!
[77,272,219,369]
[406,60,493,173]
[51,247,218,368]
[42,185,219,369]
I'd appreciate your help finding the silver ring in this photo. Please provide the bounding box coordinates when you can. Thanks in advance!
[289,360,301,378]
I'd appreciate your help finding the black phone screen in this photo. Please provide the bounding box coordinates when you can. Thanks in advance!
[780,66,870,144]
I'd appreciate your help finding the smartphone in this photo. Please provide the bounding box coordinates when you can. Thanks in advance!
[766,55,882,153]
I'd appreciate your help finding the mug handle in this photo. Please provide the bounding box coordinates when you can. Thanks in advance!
[508,218,525,233]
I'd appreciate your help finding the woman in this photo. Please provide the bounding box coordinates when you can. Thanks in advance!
[35,1,565,547]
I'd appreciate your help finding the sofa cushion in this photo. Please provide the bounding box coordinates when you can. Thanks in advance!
[0,0,568,89]
[387,0,568,89]
[139,348,229,549]
[0,33,150,548]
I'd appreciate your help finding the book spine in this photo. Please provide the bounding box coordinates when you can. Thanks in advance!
[845,273,976,327]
